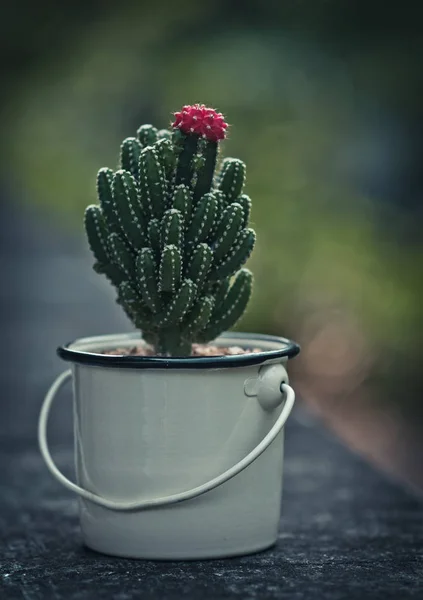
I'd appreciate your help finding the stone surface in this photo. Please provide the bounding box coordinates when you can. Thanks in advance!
[1,200,423,599]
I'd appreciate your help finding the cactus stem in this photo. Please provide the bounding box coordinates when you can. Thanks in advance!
[86,105,255,356]
[193,140,217,202]
[175,133,199,186]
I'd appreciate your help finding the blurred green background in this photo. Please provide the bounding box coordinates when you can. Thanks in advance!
[1,0,422,473]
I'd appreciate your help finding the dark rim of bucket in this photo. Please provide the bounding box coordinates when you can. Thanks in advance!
[57,332,300,370]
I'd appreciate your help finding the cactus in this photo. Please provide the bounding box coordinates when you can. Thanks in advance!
[84,104,256,356]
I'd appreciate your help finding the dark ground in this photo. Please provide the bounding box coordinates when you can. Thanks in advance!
[1,199,422,599]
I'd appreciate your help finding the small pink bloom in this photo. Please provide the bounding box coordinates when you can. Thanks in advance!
[172,104,228,142]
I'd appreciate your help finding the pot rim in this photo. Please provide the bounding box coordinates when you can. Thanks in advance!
[57,331,300,370]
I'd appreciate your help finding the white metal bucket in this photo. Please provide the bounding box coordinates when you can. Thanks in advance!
[39,332,300,559]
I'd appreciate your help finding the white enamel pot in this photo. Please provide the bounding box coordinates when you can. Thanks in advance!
[39,332,300,560]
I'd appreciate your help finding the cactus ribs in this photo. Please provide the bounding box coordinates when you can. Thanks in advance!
[84,105,256,356]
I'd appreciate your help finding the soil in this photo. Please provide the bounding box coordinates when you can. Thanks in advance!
[102,343,263,357]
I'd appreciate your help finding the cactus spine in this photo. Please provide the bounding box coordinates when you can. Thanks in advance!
[84,104,255,355]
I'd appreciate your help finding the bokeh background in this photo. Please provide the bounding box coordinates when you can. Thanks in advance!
[1,0,422,487]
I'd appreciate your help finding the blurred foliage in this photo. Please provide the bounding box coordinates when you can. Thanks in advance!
[2,0,422,409]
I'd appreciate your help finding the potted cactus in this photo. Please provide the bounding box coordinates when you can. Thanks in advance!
[38,104,300,560]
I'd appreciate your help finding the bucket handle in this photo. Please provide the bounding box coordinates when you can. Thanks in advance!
[38,369,295,512]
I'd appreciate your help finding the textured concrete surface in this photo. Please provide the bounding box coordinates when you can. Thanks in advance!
[1,201,422,599]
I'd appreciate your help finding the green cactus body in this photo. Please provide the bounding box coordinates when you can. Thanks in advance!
[157,279,196,327]
[84,104,256,355]
[172,184,192,222]
[175,133,199,186]
[97,168,120,234]
[161,209,184,250]
[136,248,161,313]
[209,278,231,307]
[120,137,142,180]
[148,218,162,257]
[137,124,158,146]
[217,158,246,202]
[155,138,176,182]
[94,262,125,288]
[159,244,182,293]
[112,170,146,249]
[210,228,256,280]
[211,189,226,214]
[208,190,227,237]
[157,129,172,141]
[212,203,244,261]
[85,205,110,265]
[108,232,134,278]
[183,295,215,336]
[118,281,152,330]
[139,147,167,220]
[186,193,217,243]
[200,269,253,342]
[186,243,214,291]
[157,328,191,356]
[194,140,217,202]
[237,194,252,227]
